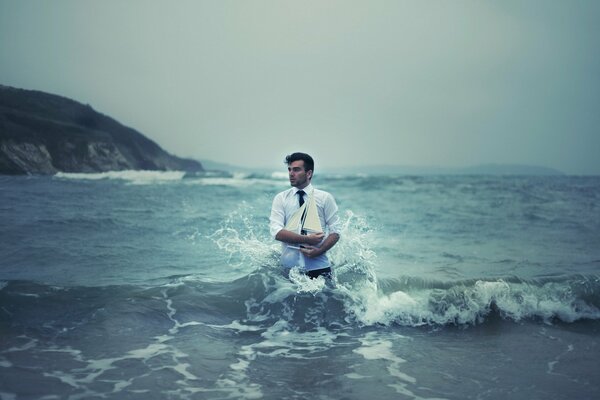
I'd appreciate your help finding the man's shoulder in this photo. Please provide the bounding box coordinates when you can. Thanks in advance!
[312,187,337,205]
[312,187,334,197]
[274,187,294,199]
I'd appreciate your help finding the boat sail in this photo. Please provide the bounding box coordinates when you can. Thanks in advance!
[284,190,322,248]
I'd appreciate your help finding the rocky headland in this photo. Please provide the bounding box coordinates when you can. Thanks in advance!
[0,85,203,175]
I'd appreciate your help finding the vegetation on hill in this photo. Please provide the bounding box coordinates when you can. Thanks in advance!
[0,85,203,175]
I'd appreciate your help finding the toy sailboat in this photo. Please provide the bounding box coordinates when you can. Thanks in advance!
[285,190,322,249]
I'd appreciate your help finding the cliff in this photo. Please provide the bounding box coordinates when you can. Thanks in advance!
[0,85,203,175]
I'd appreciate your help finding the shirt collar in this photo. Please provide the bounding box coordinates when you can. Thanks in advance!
[292,183,313,195]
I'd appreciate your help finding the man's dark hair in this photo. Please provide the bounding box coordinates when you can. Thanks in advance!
[285,152,314,173]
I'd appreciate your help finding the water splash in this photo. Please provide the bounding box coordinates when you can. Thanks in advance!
[208,202,280,275]
[208,205,600,327]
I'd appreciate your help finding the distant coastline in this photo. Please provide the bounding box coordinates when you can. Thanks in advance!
[0,85,203,175]
[200,159,565,176]
[0,85,567,177]
[321,163,565,176]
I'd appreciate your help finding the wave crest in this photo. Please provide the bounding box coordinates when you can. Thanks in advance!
[206,204,600,328]
[54,170,186,184]
[344,277,600,327]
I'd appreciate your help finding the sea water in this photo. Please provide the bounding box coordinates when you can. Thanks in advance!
[0,171,599,399]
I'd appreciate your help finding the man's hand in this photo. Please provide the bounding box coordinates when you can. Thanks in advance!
[275,229,324,246]
[304,232,324,245]
[299,245,321,258]
[301,233,340,259]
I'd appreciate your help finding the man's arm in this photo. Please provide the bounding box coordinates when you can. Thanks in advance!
[300,233,339,258]
[270,193,324,246]
[275,229,324,246]
[300,191,341,258]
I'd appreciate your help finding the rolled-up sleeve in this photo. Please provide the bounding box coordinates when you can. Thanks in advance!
[324,193,342,236]
[269,193,285,239]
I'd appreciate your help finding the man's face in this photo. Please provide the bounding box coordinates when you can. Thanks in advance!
[288,160,312,189]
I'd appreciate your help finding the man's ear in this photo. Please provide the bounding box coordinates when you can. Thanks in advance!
[307,170,313,180]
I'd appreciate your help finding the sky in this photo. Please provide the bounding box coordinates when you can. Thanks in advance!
[1,1,599,174]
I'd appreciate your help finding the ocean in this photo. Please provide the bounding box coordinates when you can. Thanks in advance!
[1,171,599,400]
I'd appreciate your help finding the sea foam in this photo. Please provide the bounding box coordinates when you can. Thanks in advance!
[54,170,186,184]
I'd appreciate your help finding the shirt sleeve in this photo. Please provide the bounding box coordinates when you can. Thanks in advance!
[323,193,342,236]
[269,193,286,239]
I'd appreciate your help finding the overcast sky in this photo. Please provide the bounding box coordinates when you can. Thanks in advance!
[1,1,599,174]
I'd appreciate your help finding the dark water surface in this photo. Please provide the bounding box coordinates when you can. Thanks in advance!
[1,171,599,399]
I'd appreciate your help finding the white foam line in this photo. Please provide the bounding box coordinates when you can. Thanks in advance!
[215,341,264,399]
[162,292,204,336]
[54,170,186,184]
[111,378,134,394]
[16,293,41,298]
[352,332,443,400]
[0,391,17,400]
[126,342,169,360]
[185,177,285,188]
[0,358,12,368]
[36,296,204,397]
[169,362,198,381]
[40,338,202,396]
[206,320,263,332]
[4,337,38,353]
[345,372,370,380]
[547,343,575,375]
[4,291,218,399]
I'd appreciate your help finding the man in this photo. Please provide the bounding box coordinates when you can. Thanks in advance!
[269,152,341,279]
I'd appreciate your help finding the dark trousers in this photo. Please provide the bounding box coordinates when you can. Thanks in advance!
[305,267,332,279]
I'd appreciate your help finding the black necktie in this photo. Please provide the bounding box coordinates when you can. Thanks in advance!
[297,190,305,207]
[297,190,307,234]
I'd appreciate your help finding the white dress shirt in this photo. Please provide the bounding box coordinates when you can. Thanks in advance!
[269,183,341,271]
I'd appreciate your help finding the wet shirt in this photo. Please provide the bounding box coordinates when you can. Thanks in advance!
[269,183,341,271]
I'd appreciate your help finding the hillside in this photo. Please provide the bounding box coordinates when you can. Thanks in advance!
[0,85,203,175]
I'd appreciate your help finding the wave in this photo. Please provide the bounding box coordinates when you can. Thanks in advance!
[178,171,289,188]
[219,270,600,328]
[54,170,186,184]
[5,189,599,330]
[343,274,600,326]
[52,169,280,187]
[202,207,600,328]
[2,272,599,334]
